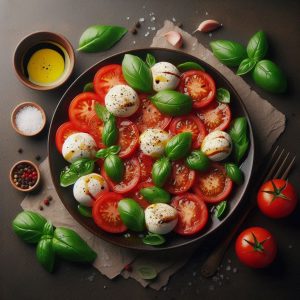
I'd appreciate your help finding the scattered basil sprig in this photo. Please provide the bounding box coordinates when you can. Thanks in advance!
[152,157,172,187]
[60,158,95,187]
[142,233,166,246]
[102,114,118,147]
[146,53,156,68]
[83,82,94,92]
[140,186,171,204]
[96,145,121,158]
[216,88,231,104]
[236,58,256,76]
[214,201,228,219]
[186,150,210,171]
[177,61,205,72]
[165,132,192,161]
[151,90,192,116]
[122,54,153,93]
[78,25,127,52]
[225,163,244,185]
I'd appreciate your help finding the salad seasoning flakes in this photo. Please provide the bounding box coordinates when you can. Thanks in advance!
[12,163,38,189]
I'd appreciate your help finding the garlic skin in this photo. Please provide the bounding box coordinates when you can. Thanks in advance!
[164,31,183,48]
[193,19,221,33]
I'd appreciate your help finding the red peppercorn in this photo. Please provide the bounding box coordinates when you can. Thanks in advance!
[123,264,133,272]
[43,199,50,206]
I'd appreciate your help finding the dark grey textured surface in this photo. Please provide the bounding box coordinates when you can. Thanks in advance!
[0,0,299,299]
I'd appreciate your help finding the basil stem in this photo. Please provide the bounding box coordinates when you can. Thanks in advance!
[83,82,94,92]
[36,236,55,272]
[177,61,205,72]
[142,233,166,246]
[247,31,268,62]
[104,154,124,183]
[146,53,156,68]
[152,157,172,187]
[165,132,192,161]
[102,115,118,147]
[225,163,244,185]
[140,186,171,204]
[216,88,231,104]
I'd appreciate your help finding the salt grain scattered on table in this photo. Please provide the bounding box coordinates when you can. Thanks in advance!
[145,32,150,37]
[151,16,156,22]
[172,17,176,22]
[226,265,231,271]
[232,267,238,273]
[139,17,145,22]
[209,33,213,37]
[192,271,197,277]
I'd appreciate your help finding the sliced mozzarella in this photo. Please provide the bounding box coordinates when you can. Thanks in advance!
[62,132,97,163]
[140,128,170,158]
[151,62,180,92]
[145,203,178,234]
[73,173,108,207]
[105,84,139,117]
[201,130,232,161]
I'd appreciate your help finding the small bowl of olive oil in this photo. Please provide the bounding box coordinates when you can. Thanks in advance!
[14,31,75,90]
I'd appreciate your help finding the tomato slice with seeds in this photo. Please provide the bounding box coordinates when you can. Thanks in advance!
[69,92,104,132]
[92,192,127,233]
[165,160,196,194]
[130,94,172,133]
[136,151,153,183]
[55,122,79,153]
[169,115,206,149]
[197,101,231,133]
[127,182,154,209]
[171,193,208,235]
[93,64,126,100]
[101,157,140,194]
[193,163,233,203]
[117,119,139,158]
[179,70,216,108]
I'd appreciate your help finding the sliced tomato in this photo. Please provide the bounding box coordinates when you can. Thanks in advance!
[165,160,196,195]
[130,94,172,133]
[92,192,127,233]
[69,92,104,132]
[86,114,104,148]
[179,70,216,108]
[197,101,231,133]
[101,157,140,194]
[193,163,233,203]
[127,182,154,209]
[93,64,126,100]
[171,193,208,235]
[117,119,139,158]
[136,151,153,183]
[169,115,206,149]
[55,122,79,153]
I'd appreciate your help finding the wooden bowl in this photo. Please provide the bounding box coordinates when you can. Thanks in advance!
[11,101,46,136]
[13,31,75,91]
[10,160,41,192]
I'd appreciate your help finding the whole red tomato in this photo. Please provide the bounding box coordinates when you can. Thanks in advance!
[235,227,277,268]
[257,179,298,218]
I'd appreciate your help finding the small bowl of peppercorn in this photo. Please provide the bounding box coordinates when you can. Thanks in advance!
[10,160,40,192]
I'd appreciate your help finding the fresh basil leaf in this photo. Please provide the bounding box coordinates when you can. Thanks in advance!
[214,201,228,219]
[107,145,121,155]
[52,227,97,262]
[236,58,256,76]
[96,148,109,159]
[122,54,153,93]
[118,198,145,232]
[247,31,268,61]
[36,236,55,272]
[12,211,47,244]
[43,221,54,236]
[137,266,157,280]
[95,103,110,122]
[177,61,205,72]
[217,88,231,103]
[140,187,171,204]
[210,40,247,67]
[152,157,172,187]
[186,150,210,171]
[146,53,156,68]
[77,204,92,218]
[78,25,127,52]
[252,60,287,93]
[83,82,94,92]
[102,115,118,147]
[151,90,192,116]
[104,154,124,183]
[229,117,249,163]
[165,132,192,161]
[142,233,166,246]
[225,163,244,185]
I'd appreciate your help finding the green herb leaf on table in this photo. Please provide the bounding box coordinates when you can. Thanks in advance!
[83,82,94,92]
[236,58,256,76]
[104,154,124,183]
[186,150,210,171]
[137,266,157,280]
[78,25,127,52]
[225,163,244,185]
[95,103,110,122]
[146,53,156,68]
[143,233,166,246]
[36,236,55,272]
[43,221,54,236]
[152,157,172,187]
[216,88,231,103]
[214,201,228,219]
[165,132,192,161]
[122,54,153,93]
[140,186,171,204]
[150,90,192,117]
[77,204,93,218]
[210,40,247,67]
[177,61,205,72]
[102,115,118,147]
[247,30,268,62]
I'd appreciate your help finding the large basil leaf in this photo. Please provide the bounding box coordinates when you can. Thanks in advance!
[52,228,97,262]
[36,236,55,272]
[210,40,247,67]
[151,90,192,116]
[236,58,256,76]
[247,31,268,61]
[102,115,118,147]
[12,211,47,244]
[140,186,171,204]
[78,25,127,52]
[229,117,249,163]
[152,157,171,187]
[165,132,192,161]
[83,82,94,92]
[104,154,124,182]
[225,163,244,185]
[252,60,287,93]
[177,61,205,72]
[122,54,153,93]
[95,103,110,122]
[118,198,145,232]
[186,150,210,171]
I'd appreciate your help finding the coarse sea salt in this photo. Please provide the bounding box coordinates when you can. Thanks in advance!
[15,106,44,135]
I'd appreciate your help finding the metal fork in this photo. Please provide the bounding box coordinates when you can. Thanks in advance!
[201,146,296,278]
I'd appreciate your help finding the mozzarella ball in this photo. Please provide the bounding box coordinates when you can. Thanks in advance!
[201,130,232,161]
[140,128,170,158]
[62,132,97,163]
[151,62,180,92]
[105,84,140,117]
[145,203,178,234]
[73,173,108,207]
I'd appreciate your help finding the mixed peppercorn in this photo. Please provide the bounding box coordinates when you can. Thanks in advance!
[12,162,38,190]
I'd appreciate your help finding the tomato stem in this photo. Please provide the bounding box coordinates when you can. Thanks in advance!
[262,180,291,203]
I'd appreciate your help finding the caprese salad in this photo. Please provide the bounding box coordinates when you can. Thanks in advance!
[55,53,249,246]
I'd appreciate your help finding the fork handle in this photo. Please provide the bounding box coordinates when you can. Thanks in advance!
[201,202,255,278]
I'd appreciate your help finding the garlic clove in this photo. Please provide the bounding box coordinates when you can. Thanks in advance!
[193,19,221,33]
[164,31,183,48]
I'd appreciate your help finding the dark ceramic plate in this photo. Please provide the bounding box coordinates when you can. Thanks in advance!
[48,48,254,251]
